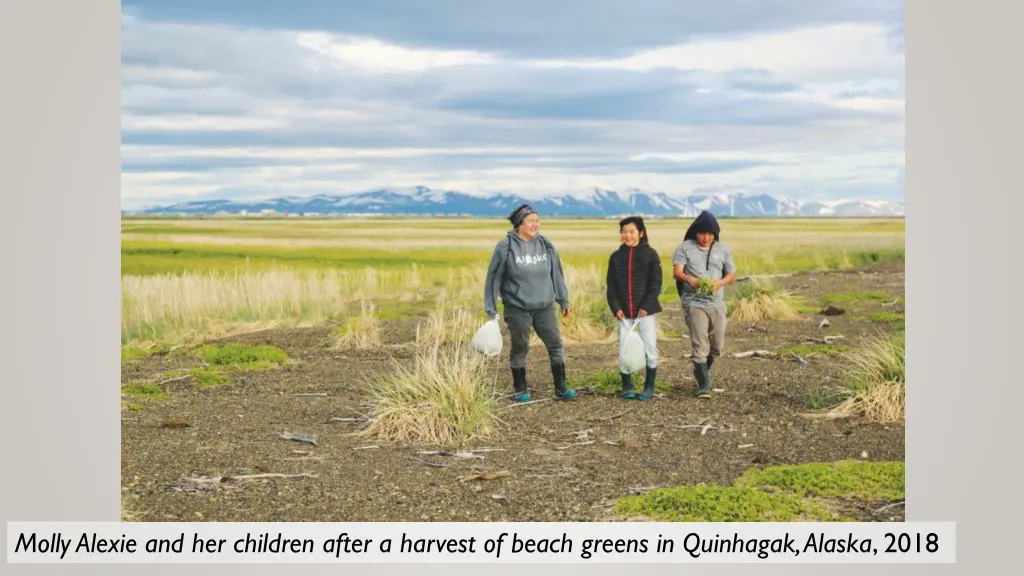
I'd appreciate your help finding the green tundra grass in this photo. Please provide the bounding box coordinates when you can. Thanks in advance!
[120,216,904,347]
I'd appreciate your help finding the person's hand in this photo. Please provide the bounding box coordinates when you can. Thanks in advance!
[616,310,626,320]
[712,279,723,292]
[685,276,699,289]
[562,308,571,318]
[638,309,648,318]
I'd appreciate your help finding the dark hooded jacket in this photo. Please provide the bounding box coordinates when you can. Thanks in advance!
[676,210,722,297]
[606,220,663,318]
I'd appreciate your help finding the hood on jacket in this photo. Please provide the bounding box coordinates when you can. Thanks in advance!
[618,215,651,248]
[683,210,721,242]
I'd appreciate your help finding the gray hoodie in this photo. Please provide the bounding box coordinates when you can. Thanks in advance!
[484,230,569,316]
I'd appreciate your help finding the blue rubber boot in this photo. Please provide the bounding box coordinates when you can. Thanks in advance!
[619,372,636,400]
[636,366,657,401]
[551,362,577,400]
[511,367,531,402]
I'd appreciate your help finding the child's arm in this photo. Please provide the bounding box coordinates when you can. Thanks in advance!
[641,250,663,313]
[606,254,623,317]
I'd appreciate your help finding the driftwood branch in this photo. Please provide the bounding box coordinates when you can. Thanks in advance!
[730,350,775,359]
[418,450,483,459]
[181,473,316,485]
[670,421,715,435]
[796,411,851,420]
[803,335,846,345]
[279,432,317,445]
[408,457,447,468]
[556,440,596,450]
[459,470,511,482]
[502,398,555,409]
[628,486,658,495]
[874,501,906,515]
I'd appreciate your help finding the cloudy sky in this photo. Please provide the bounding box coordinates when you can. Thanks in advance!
[120,0,905,209]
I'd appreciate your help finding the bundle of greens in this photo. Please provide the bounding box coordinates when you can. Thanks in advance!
[696,277,715,296]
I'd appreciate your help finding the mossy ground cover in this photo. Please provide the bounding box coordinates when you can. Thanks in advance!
[612,460,904,522]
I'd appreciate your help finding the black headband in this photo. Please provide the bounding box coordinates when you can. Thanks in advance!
[510,205,538,228]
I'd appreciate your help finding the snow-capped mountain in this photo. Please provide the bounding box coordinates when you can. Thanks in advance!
[125,186,905,218]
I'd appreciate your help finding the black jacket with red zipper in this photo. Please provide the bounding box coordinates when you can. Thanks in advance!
[606,236,664,319]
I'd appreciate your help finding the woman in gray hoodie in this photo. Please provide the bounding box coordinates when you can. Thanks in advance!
[484,204,577,402]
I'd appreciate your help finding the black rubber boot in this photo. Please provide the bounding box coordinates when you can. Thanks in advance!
[619,373,636,399]
[636,366,657,401]
[706,355,716,372]
[551,362,577,400]
[694,362,711,399]
[511,367,531,402]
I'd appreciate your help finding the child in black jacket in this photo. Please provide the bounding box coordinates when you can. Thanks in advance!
[606,216,663,400]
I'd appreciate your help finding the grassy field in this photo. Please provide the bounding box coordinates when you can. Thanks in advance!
[121,216,904,347]
[122,216,904,276]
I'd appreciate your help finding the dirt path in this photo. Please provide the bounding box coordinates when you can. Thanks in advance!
[121,260,905,522]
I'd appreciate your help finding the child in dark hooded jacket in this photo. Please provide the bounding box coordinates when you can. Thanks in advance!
[671,210,737,398]
[606,216,663,400]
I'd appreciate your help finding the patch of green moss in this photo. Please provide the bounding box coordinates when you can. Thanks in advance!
[188,368,229,388]
[866,311,904,323]
[734,460,905,502]
[198,343,288,370]
[822,291,892,305]
[613,485,840,522]
[121,382,166,401]
[780,344,851,356]
[568,369,672,395]
[612,460,904,522]
[806,389,848,411]
[121,347,151,363]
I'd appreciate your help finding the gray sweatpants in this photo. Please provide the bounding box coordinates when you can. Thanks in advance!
[683,305,727,364]
[503,304,565,369]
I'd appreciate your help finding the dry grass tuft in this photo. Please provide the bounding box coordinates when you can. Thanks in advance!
[560,265,616,343]
[416,290,477,346]
[831,336,905,423]
[727,278,802,323]
[329,299,382,350]
[354,341,502,446]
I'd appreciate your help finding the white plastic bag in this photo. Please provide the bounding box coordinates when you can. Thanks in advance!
[471,317,503,357]
[618,319,646,374]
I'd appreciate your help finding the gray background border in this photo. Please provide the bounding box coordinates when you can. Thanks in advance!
[1,0,1014,573]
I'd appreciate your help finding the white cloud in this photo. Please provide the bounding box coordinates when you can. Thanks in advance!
[121,114,288,132]
[533,23,903,85]
[295,32,496,73]
[119,10,904,208]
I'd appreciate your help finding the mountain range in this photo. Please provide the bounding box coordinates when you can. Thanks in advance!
[124,187,905,218]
